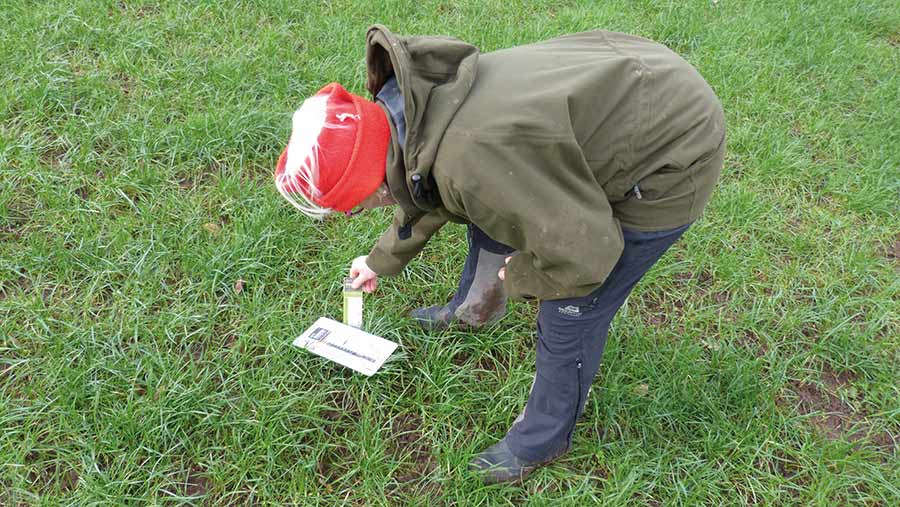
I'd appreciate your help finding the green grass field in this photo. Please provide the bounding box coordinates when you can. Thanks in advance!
[2,0,899,505]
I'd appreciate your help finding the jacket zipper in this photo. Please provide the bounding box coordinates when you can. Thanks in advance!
[567,359,583,445]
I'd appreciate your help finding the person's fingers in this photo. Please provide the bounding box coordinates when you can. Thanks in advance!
[352,272,369,289]
[350,256,367,278]
[352,270,377,290]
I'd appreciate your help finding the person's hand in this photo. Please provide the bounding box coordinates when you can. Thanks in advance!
[350,256,378,293]
[498,256,512,281]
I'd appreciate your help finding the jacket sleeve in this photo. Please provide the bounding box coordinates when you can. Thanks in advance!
[443,135,624,301]
[366,207,451,276]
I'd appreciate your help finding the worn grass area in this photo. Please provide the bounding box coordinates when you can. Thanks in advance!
[2,0,899,505]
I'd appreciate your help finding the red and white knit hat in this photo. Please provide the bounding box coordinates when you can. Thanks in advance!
[274,82,390,217]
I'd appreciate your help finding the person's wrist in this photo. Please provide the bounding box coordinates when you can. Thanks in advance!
[364,251,395,276]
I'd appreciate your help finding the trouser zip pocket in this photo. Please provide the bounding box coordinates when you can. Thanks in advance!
[566,359,583,445]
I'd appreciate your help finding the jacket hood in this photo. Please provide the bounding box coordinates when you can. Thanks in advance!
[365,25,479,233]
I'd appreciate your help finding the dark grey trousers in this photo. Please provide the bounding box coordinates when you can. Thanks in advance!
[451,223,690,462]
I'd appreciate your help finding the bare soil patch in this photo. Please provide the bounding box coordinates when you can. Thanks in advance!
[183,465,212,498]
[450,349,470,366]
[782,364,894,452]
[24,450,80,494]
[673,269,713,290]
[178,175,195,190]
[791,376,857,441]
[385,412,442,502]
[116,1,159,18]
[643,296,669,326]
[871,430,899,455]
[886,33,900,48]
[61,468,79,492]
[316,392,360,482]
[1,198,34,240]
[474,350,512,381]
[388,412,436,482]
[884,234,900,263]
[39,145,67,168]
[770,448,804,481]
[639,293,687,335]
[1,274,32,301]
[736,330,768,357]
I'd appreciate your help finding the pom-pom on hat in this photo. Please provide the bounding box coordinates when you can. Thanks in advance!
[274,82,391,217]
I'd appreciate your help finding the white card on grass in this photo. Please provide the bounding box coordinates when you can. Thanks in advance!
[293,317,398,376]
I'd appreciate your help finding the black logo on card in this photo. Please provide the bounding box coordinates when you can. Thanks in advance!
[309,327,331,342]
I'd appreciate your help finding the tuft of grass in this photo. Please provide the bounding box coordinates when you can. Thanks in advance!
[1,0,898,505]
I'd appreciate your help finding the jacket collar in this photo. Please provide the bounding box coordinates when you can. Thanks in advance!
[376,101,422,233]
[365,25,479,238]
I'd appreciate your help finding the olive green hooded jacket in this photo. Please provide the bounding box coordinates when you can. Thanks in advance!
[364,25,725,301]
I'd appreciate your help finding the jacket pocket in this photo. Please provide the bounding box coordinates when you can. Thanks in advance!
[636,138,723,203]
[600,168,634,204]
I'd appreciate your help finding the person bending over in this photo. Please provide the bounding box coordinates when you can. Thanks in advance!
[274,25,725,484]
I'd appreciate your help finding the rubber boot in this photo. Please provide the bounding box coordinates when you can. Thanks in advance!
[468,437,568,484]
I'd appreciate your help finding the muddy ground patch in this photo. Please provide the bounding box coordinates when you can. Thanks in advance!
[782,364,897,454]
